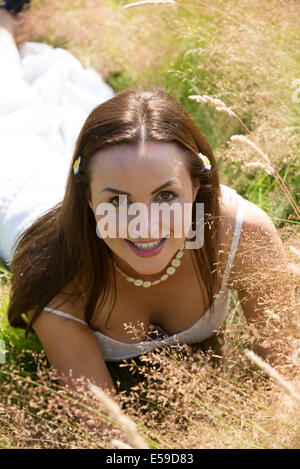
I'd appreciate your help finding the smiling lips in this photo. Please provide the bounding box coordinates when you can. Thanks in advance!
[125,238,167,257]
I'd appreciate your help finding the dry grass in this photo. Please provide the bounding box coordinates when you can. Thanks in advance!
[0,322,299,449]
[88,382,149,448]
[244,350,300,404]
[12,0,180,81]
[0,229,299,448]
[170,1,300,217]
[189,93,300,219]
[1,0,299,449]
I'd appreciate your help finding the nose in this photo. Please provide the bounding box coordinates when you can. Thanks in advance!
[126,202,171,241]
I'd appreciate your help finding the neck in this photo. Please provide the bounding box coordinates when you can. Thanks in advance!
[111,253,170,281]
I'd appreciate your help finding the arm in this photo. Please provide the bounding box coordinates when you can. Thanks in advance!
[27,308,116,395]
[227,199,298,372]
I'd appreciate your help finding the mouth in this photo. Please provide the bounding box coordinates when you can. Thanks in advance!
[125,238,167,257]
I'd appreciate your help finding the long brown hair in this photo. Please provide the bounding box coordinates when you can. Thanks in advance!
[8,87,221,337]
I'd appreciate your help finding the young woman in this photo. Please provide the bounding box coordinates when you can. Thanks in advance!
[2,6,295,395]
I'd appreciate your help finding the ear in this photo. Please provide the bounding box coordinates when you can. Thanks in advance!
[192,177,200,202]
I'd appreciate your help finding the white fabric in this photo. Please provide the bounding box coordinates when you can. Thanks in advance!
[0,32,114,263]
[44,185,246,362]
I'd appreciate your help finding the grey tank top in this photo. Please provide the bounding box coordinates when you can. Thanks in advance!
[43,184,246,362]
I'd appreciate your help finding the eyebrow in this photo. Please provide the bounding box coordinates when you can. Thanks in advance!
[100,179,182,196]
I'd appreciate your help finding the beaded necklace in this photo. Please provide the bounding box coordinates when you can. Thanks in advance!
[113,240,186,288]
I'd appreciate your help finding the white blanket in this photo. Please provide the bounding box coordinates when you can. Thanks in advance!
[0,30,114,263]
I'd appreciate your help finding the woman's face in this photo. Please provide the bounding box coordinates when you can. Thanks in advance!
[87,141,200,278]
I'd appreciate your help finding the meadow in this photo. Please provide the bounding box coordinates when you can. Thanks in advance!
[0,0,299,449]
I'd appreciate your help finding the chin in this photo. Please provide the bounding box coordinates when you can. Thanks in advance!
[108,236,184,275]
[126,242,180,274]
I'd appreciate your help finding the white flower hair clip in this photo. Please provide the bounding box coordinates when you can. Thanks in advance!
[198,152,211,170]
[73,156,82,175]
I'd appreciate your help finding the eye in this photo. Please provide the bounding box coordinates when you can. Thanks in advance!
[108,191,177,207]
[108,195,129,207]
[157,191,177,202]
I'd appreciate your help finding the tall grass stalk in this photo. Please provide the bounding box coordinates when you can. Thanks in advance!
[89,383,149,449]
[245,349,300,404]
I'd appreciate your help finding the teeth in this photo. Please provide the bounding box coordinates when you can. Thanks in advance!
[130,239,163,249]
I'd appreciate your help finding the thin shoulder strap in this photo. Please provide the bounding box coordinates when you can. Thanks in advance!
[43,306,88,326]
[220,193,245,293]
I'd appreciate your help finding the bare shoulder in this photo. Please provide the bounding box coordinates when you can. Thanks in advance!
[26,279,85,323]
[225,195,286,291]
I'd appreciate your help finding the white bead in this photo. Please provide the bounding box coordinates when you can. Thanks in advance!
[142,281,152,288]
[176,251,184,259]
[166,266,176,275]
[160,274,169,281]
[171,259,181,267]
[152,280,161,285]
[127,277,135,282]
[134,279,143,286]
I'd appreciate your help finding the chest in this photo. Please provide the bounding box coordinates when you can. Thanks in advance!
[92,249,223,343]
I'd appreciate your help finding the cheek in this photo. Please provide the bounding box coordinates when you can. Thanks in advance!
[162,199,193,238]
[95,208,129,239]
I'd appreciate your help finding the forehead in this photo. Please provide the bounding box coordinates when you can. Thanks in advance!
[89,141,189,187]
